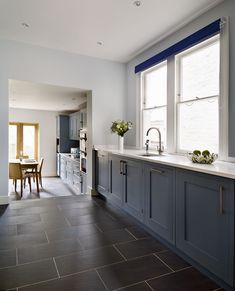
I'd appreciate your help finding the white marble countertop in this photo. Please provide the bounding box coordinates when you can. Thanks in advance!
[94,146,235,179]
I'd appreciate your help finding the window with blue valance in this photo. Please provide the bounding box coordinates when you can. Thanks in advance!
[135,19,221,74]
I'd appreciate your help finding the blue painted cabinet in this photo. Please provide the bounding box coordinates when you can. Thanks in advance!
[108,155,143,221]
[144,163,175,244]
[123,159,143,222]
[176,169,234,285]
[109,155,124,207]
[96,151,109,197]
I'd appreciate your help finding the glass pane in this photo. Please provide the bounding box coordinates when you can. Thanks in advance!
[9,125,17,159]
[23,125,35,159]
[180,38,220,101]
[144,62,167,108]
[143,107,167,150]
[178,97,218,153]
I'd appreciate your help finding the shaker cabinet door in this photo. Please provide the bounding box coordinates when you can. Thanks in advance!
[96,151,109,197]
[144,164,175,244]
[123,159,143,222]
[109,155,123,207]
[176,169,234,285]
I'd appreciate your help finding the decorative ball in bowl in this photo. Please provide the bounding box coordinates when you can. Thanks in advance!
[187,150,218,164]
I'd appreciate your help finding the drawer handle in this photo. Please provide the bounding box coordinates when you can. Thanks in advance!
[123,162,127,176]
[219,185,224,215]
[120,161,123,174]
[150,168,164,174]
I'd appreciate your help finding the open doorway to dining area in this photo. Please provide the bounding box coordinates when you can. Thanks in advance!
[8,79,91,201]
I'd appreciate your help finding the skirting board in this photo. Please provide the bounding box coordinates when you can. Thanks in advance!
[0,196,9,205]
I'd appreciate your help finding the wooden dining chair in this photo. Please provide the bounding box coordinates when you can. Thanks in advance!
[26,158,44,187]
[9,163,32,197]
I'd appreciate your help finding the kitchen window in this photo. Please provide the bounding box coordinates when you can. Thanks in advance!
[139,19,228,159]
[141,61,167,149]
[176,36,220,153]
[9,122,39,160]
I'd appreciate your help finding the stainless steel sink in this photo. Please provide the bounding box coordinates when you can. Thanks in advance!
[139,153,164,157]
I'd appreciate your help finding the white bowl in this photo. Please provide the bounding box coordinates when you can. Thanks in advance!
[187,153,218,164]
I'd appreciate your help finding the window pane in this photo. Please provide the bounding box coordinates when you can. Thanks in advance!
[23,126,35,159]
[180,38,220,101]
[144,63,167,108]
[143,107,167,149]
[178,97,218,153]
[9,125,17,159]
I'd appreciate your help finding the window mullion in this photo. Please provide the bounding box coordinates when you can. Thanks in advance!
[167,56,176,153]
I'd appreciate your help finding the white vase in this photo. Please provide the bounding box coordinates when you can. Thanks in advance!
[118,136,124,151]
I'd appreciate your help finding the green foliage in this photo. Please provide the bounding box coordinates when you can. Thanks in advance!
[111,120,133,137]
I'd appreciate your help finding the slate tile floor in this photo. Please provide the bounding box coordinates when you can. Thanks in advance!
[0,195,224,291]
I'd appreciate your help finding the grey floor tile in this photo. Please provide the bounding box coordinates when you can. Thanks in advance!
[60,205,101,217]
[0,233,47,250]
[0,214,41,226]
[97,254,172,290]
[147,267,220,291]
[0,249,16,268]
[18,270,106,291]
[3,205,59,217]
[0,225,17,236]
[58,201,96,210]
[55,245,124,276]
[156,250,191,271]
[46,224,100,242]
[115,237,167,259]
[118,282,153,291]
[126,226,150,239]
[0,259,57,290]
[18,238,83,263]
[79,228,134,250]
[96,220,129,232]
[17,219,69,235]
[39,212,65,221]
[66,212,113,226]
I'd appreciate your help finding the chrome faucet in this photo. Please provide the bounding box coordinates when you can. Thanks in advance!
[146,127,164,155]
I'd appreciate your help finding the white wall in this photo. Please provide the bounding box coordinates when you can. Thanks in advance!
[126,0,235,157]
[0,40,126,201]
[9,108,58,176]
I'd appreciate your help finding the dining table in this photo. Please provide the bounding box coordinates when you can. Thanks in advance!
[9,159,40,193]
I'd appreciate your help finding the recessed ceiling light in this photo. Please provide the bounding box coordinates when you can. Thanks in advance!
[133,1,141,7]
[21,22,30,28]
[97,41,103,46]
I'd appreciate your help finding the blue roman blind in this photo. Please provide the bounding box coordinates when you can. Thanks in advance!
[135,19,221,74]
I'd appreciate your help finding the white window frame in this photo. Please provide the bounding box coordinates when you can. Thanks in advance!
[175,34,220,154]
[138,18,229,160]
[140,61,167,149]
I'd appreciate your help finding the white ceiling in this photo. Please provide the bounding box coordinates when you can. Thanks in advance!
[9,80,87,112]
[0,0,223,62]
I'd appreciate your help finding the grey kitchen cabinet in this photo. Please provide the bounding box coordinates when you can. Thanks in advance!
[176,169,234,285]
[144,163,175,244]
[109,155,123,207]
[80,109,87,130]
[57,115,69,139]
[60,155,67,181]
[96,151,109,197]
[69,112,80,140]
[109,155,143,221]
[81,172,87,194]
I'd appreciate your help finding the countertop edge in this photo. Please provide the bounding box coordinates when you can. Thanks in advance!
[93,146,235,180]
